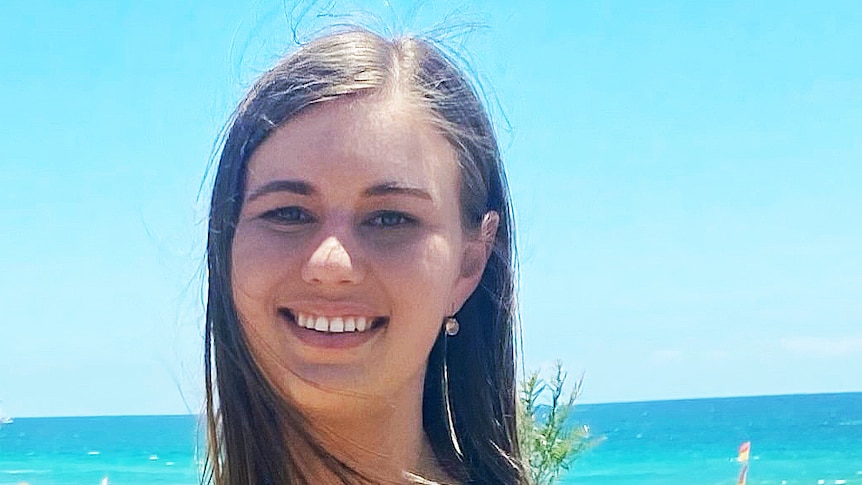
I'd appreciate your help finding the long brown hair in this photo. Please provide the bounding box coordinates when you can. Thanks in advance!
[205,27,525,484]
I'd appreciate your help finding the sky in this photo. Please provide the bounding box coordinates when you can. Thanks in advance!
[1,0,860,417]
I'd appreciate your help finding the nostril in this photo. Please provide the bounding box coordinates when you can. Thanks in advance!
[301,236,364,285]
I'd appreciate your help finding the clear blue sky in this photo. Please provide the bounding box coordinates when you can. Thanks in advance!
[2,0,860,417]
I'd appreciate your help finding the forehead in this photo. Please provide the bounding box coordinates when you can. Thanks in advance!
[245,95,459,197]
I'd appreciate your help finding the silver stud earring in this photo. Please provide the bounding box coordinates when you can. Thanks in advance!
[444,316,460,336]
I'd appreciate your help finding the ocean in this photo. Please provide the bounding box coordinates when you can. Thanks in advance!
[562,392,862,485]
[1,393,859,484]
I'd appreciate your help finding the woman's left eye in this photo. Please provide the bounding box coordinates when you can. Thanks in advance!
[365,211,416,228]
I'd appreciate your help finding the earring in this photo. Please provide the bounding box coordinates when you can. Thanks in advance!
[444,316,460,336]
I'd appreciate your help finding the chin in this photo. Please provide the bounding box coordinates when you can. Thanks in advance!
[269,369,380,417]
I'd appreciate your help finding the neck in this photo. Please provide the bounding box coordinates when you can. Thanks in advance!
[303,378,449,483]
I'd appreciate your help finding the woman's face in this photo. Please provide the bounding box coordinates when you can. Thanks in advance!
[231,95,486,415]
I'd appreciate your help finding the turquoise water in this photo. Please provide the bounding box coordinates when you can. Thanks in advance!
[563,393,862,485]
[1,393,859,484]
[0,415,200,484]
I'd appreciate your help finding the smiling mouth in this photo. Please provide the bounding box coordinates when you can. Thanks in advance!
[280,309,389,334]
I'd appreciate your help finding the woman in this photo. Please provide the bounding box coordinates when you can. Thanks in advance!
[205,27,525,484]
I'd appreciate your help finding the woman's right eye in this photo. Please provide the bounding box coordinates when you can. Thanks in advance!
[260,206,314,225]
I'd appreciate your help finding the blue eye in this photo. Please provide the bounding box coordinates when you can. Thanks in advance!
[366,211,415,228]
[260,206,313,225]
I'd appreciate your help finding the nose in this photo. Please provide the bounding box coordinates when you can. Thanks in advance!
[301,236,364,286]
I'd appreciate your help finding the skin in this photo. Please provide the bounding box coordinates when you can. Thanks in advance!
[231,92,493,481]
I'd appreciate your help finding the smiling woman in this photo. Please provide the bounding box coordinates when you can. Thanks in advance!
[205,27,524,484]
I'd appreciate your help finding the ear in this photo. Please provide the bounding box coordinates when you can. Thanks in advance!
[451,211,500,312]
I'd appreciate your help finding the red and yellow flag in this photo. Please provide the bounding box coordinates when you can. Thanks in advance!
[737,441,751,462]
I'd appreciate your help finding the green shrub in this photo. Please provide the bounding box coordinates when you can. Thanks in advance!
[517,361,599,485]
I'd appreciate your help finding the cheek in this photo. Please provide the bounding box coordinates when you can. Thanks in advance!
[374,237,459,381]
[381,234,461,312]
[374,234,459,290]
[231,225,298,310]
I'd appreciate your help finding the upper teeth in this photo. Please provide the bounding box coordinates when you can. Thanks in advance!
[295,312,370,333]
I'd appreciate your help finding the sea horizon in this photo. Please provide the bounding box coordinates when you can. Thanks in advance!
[7,390,860,419]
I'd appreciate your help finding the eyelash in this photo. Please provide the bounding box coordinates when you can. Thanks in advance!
[259,207,416,228]
[363,211,417,228]
[260,206,314,225]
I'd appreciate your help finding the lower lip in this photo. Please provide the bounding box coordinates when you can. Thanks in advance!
[282,314,385,349]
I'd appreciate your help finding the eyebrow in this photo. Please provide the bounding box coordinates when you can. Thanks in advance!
[245,179,433,202]
[245,180,315,202]
[363,182,433,201]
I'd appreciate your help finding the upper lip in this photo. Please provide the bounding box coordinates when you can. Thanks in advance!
[280,300,386,318]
